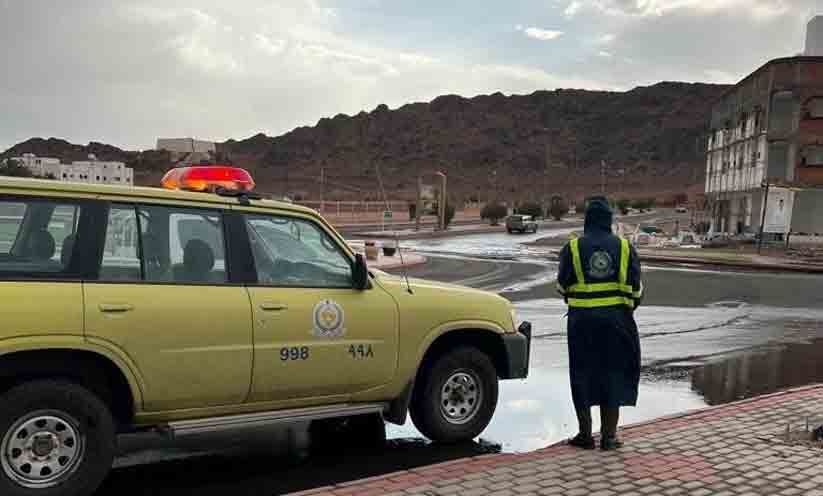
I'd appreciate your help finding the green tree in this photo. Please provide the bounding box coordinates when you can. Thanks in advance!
[515,202,543,219]
[631,198,655,212]
[481,202,508,225]
[616,199,631,215]
[0,159,34,178]
[549,196,569,221]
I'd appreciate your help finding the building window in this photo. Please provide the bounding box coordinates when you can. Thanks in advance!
[802,146,823,167]
[770,91,796,135]
[807,98,823,119]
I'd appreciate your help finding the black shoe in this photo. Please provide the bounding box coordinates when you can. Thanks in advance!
[567,433,596,450]
[600,437,624,451]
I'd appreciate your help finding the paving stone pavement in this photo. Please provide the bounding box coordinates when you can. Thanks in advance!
[287,385,823,496]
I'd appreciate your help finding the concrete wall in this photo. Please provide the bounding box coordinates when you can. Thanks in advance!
[792,189,823,234]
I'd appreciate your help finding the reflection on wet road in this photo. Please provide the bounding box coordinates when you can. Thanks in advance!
[389,298,823,452]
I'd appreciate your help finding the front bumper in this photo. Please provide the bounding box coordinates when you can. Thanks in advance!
[500,321,532,379]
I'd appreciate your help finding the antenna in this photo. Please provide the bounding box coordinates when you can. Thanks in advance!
[374,161,413,294]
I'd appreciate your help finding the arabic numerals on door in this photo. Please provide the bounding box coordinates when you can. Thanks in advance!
[348,344,374,359]
[280,346,309,361]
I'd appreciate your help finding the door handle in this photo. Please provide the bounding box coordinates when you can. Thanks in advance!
[259,302,288,311]
[99,303,134,313]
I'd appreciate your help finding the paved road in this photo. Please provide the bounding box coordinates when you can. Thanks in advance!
[97,227,823,495]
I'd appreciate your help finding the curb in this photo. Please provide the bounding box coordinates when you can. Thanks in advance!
[285,383,823,495]
[640,254,823,274]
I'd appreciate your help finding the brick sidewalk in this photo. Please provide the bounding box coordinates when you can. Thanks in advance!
[290,385,823,496]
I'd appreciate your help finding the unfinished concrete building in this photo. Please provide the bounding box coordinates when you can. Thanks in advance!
[705,55,823,236]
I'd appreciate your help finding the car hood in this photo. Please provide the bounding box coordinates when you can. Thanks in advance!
[372,271,515,333]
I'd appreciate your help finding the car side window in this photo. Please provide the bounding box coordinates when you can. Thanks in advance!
[0,198,82,277]
[244,214,352,288]
[139,205,227,284]
[97,203,228,284]
[100,204,141,281]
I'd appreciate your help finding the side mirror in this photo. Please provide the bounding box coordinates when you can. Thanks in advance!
[353,253,370,290]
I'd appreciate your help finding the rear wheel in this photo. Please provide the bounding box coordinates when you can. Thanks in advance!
[410,347,498,443]
[0,381,115,496]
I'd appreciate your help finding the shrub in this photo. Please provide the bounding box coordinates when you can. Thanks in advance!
[616,199,631,215]
[481,202,508,225]
[516,202,543,219]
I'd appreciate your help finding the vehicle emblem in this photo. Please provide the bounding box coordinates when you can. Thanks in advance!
[312,299,346,338]
[588,250,615,278]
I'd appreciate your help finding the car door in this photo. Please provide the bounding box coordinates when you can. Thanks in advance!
[0,195,87,345]
[83,202,253,412]
[239,210,398,402]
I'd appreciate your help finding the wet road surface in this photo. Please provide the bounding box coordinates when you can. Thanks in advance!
[98,228,823,495]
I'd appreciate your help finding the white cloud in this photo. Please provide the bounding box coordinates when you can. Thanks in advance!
[0,0,817,150]
[254,33,286,55]
[521,27,565,41]
[564,1,583,18]
[581,0,791,20]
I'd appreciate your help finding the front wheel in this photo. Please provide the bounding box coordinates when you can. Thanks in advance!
[0,381,115,496]
[410,347,498,443]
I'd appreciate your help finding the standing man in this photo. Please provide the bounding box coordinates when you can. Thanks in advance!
[556,197,643,451]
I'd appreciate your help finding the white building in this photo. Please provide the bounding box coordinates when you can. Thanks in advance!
[10,153,61,177]
[7,153,134,186]
[156,138,217,166]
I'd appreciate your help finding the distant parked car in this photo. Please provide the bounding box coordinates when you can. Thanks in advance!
[506,215,538,234]
[676,206,688,213]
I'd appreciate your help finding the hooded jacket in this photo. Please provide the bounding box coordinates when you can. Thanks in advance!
[556,198,643,408]
[557,198,643,309]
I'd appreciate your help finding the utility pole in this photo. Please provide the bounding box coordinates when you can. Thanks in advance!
[544,137,552,213]
[758,181,770,254]
[601,160,607,195]
[319,166,325,214]
[436,171,447,230]
[416,175,423,232]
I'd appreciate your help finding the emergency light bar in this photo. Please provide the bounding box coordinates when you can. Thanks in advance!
[161,166,255,192]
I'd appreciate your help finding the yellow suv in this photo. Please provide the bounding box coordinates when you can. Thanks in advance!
[0,167,531,496]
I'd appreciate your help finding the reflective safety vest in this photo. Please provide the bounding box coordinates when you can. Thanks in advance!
[561,237,642,309]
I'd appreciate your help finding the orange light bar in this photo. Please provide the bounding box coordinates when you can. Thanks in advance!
[161,166,255,192]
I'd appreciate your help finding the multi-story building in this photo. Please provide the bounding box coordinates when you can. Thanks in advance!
[705,16,823,236]
[7,153,134,185]
[9,153,61,177]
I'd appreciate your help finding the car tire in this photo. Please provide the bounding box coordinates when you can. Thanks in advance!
[0,380,116,496]
[410,347,498,444]
[507,229,514,234]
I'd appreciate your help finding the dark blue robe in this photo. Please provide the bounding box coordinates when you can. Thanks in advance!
[557,200,642,409]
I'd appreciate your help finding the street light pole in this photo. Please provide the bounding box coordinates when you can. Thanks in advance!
[757,181,770,254]
[436,171,447,230]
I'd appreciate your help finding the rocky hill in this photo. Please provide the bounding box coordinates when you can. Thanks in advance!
[3,81,730,203]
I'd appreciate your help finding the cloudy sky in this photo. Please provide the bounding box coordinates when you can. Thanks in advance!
[0,0,819,150]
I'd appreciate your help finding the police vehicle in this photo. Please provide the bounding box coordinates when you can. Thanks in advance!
[0,166,531,496]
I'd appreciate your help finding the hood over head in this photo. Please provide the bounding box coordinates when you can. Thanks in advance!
[584,197,613,235]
